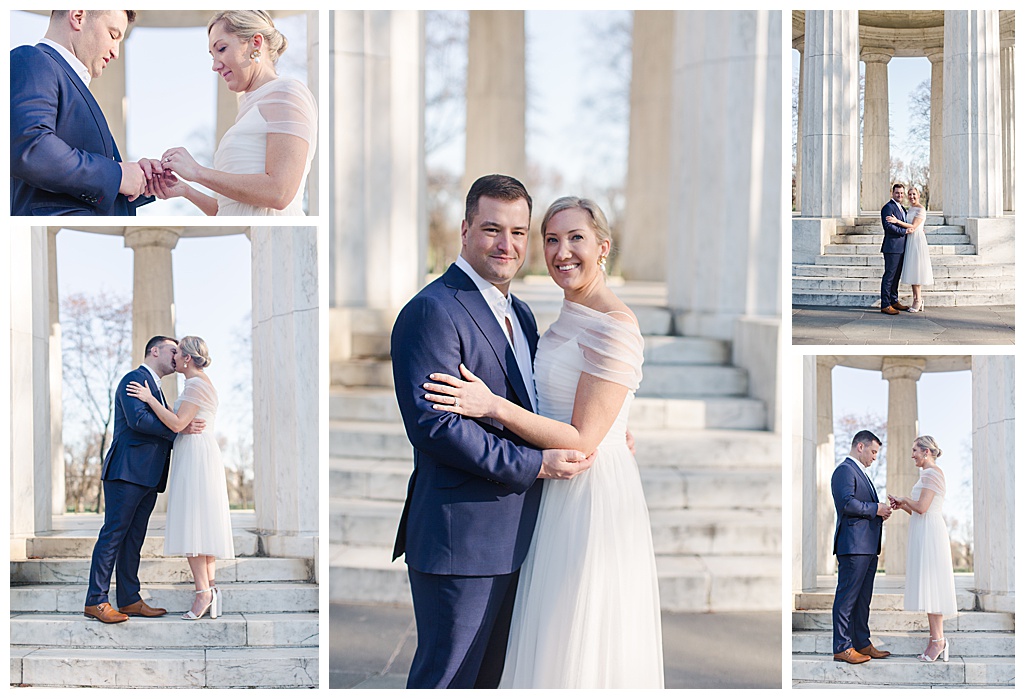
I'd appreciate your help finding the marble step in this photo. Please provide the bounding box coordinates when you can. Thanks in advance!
[813,254,987,267]
[24,531,260,559]
[12,646,318,688]
[794,589,976,612]
[10,612,319,649]
[824,244,976,256]
[793,263,1014,279]
[11,556,312,585]
[792,609,1014,633]
[330,420,780,470]
[330,388,767,431]
[635,365,748,398]
[330,456,781,509]
[331,498,781,556]
[791,653,1013,686]
[793,630,1014,657]
[791,289,1015,308]
[531,305,673,336]
[351,330,391,359]
[847,216,949,228]
[793,275,1015,293]
[330,544,780,612]
[332,358,394,388]
[11,581,318,614]
[832,233,970,245]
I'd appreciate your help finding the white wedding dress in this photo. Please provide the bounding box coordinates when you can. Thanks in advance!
[163,377,235,559]
[904,468,956,616]
[500,300,664,689]
[900,205,934,285]
[213,77,318,216]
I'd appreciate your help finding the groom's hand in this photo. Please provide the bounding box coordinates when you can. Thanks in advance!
[877,502,892,520]
[538,449,595,480]
[118,161,148,201]
[181,418,206,435]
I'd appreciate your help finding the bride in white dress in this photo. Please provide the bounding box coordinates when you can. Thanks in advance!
[127,336,235,620]
[887,186,932,312]
[424,197,664,688]
[888,436,957,662]
[146,11,317,216]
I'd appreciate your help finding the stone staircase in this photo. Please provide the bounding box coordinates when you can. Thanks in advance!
[793,215,1015,307]
[10,512,318,688]
[792,575,1014,688]
[330,280,781,613]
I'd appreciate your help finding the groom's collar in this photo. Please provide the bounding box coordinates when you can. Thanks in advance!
[39,38,91,86]
[140,363,164,392]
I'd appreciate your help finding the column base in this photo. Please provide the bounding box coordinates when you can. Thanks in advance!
[259,532,318,561]
[793,218,846,264]
[329,307,400,363]
[955,217,1015,263]
[732,316,781,432]
[976,589,1014,613]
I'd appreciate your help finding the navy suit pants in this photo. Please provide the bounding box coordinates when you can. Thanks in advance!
[406,567,519,688]
[833,554,878,654]
[85,479,158,608]
[881,253,905,308]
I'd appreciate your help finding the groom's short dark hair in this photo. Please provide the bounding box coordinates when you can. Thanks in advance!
[51,10,137,23]
[891,182,905,193]
[851,430,881,449]
[464,174,532,226]
[144,335,177,356]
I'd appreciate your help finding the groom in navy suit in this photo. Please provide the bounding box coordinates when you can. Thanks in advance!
[10,10,154,215]
[831,430,892,664]
[391,175,594,688]
[84,336,204,623]
[880,183,910,314]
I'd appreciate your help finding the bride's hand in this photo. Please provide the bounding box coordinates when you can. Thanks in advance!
[159,147,202,181]
[147,170,189,200]
[423,364,497,419]
[126,380,155,405]
[885,215,899,224]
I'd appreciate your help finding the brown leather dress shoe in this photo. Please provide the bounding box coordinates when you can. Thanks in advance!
[857,644,891,659]
[833,648,870,664]
[119,600,167,617]
[880,306,899,315]
[84,602,128,624]
[892,302,910,311]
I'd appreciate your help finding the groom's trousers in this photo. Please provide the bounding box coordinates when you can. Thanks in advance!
[832,554,878,654]
[881,253,905,308]
[85,479,158,608]
[406,567,519,689]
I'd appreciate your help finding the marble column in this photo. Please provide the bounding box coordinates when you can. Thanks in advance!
[250,226,318,558]
[861,49,893,213]
[793,38,804,211]
[797,356,815,592]
[10,226,53,554]
[307,10,320,216]
[971,356,1014,613]
[215,78,240,146]
[800,10,859,218]
[47,229,65,517]
[329,11,426,361]
[925,48,944,211]
[91,42,127,158]
[669,10,782,341]
[943,10,1002,219]
[1000,40,1014,213]
[880,357,925,575]
[816,357,837,576]
[622,11,673,281]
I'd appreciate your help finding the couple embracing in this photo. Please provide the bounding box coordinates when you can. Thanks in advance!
[831,431,957,666]
[880,183,933,315]
[390,175,664,688]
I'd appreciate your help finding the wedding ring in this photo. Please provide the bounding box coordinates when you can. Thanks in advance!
[163,157,172,163]
[454,398,459,407]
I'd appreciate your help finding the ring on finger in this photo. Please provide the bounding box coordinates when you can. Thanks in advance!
[454,397,459,407]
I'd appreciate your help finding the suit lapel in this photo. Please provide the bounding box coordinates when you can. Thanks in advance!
[846,457,878,502]
[511,295,539,362]
[37,44,117,160]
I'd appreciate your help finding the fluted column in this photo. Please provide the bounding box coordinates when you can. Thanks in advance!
[925,48,944,211]
[307,10,320,216]
[943,10,1003,219]
[861,49,893,212]
[793,37,804,211]
[800,10,859,218]
[47,229,65,516]
[1000,40,1014,213]
[91,39,127,157]
[797,356,816,592]
[971,356,1014,612]
[881,357,925,575]
[10,226,53,553]
[250,226,318,558]
[816,357,837,576]
[622,11,673,281]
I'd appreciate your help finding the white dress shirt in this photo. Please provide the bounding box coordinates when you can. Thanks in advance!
[454,256,537,411]
[140,364,167,407]
[39,38,91,86]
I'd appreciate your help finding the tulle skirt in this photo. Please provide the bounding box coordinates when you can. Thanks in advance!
[901,229,934,285]
[499,440,664,688]
[164,433,235,559]
[904,511,956,616]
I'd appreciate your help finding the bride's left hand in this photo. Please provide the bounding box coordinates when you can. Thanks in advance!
[424,364,497,419]
[159,147,202,181]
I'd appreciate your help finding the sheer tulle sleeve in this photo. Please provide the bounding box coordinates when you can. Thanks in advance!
[577,312,644,390]
[254,79,318,146]
[178,378,218,412]
[920,468,946,496]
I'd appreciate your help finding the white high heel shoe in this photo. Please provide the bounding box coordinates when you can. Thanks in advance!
[918,637,948,662]
[211,586,221,619]
[182,588,214,620]
[908,299,925,313]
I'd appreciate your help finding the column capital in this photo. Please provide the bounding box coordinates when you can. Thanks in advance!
[860,47,894,64]
[792,36,804,52]
[924,46,944,63]
[881,356,926,382]
[123,227,182,250]
[816,356,838,371]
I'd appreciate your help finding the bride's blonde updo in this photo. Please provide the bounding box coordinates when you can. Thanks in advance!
[541,196,612,244]
[208,10,288,64]
[178,336,212,369]
[914,435,942,459]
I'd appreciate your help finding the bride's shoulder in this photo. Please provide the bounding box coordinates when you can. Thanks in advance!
[591,294,638,329]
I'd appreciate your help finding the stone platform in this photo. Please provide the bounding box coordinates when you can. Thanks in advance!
[792,304,1015,345]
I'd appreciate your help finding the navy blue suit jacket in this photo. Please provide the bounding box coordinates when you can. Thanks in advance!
[831,457,883,556]
[10,43,152,215]
[391,264,544,577]
[880,199,907,254]
[101,367,177,492]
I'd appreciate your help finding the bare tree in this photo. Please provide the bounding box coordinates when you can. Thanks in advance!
[425,11,469,157]
[834,412,888,492]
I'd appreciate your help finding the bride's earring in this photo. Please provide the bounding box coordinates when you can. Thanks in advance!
[598,254,608,272]
[250,49,261,63]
